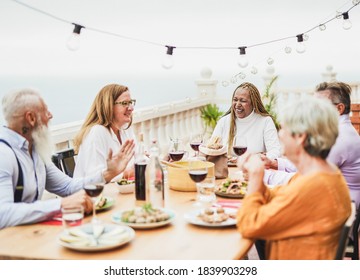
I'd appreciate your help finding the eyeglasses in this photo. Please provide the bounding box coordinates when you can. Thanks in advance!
[114,99,136,107]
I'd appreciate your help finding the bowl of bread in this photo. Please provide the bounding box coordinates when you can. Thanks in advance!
[199,136,227,156]
[167,160,215,192]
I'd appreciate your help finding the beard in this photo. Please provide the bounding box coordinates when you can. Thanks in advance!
[32,121,54,165]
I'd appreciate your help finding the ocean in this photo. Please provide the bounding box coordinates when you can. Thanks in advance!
[1,70,357,126]
[0,73,212,126]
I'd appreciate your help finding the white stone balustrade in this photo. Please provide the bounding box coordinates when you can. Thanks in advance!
[50,66,360,154]
[50,95,214,154]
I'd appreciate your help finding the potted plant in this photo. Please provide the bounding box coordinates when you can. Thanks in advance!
[200,104,224,135]
[262,76,280,129]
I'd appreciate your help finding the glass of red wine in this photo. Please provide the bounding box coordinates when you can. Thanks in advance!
[188,159,208,207]
[169,138,185,161]
[233,136,248,157]
[189,133,203,159]
[84,183,105,223]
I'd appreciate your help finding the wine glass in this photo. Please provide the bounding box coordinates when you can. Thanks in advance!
[84,183,104,223]
[169,138,185,161]
[189,133,203,158]
[188,159,208,207]
[233,136,248,157]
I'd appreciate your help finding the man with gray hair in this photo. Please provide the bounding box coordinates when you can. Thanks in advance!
[0,88,135,229]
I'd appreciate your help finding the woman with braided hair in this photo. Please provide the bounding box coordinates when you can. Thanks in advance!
[212,82,281,160]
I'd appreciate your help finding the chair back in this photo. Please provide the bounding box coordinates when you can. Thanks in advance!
[335,202,356,260]
[51,148,76,177]
[347,203,360,260]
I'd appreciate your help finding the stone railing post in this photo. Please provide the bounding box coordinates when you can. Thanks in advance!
[322,65,337,82]
[195,67,218,98]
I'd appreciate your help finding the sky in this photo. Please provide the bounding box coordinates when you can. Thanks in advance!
[0,0,360,124]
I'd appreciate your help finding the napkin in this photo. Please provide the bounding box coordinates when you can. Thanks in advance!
[214,200,242,209]
[39,213,63,226]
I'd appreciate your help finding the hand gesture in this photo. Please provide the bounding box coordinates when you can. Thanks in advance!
[103,139,135,182]
[259,153,278,170]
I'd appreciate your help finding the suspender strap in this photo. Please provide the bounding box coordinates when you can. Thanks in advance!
[0,139,24,203]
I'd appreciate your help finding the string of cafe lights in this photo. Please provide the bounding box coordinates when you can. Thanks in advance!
[10,0,360,76]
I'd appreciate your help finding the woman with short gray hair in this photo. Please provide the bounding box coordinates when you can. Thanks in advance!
[237,95,351,259]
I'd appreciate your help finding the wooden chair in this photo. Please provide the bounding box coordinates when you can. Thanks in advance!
[335,202,357,260]
[51,148,76,177]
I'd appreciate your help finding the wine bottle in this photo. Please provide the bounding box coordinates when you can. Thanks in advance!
[134,132,148,205]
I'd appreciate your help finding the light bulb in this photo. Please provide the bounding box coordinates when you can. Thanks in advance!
[296,34,306,54]
[66,24,84,51]
[343,19,352,30]
[296,42,306,53]
[284,46,292,54]
[238,72,246,80]
[267,57,274,65]
[319,24,326,31]
[250,66,258,75]
[161,46,176,69]
[237,47,249,68]
[222,81,229,87]
[342,12,352,30]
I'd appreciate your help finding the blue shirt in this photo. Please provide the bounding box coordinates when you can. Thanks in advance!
[0,126,104,229]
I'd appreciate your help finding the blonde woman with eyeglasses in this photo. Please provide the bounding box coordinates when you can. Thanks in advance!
[73,84,136,181]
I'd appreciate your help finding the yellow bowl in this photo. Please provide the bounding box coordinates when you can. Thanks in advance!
[167,160,215,192]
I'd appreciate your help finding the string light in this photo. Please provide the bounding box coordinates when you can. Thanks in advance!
[284,46,292,54]
[67,23,84,51]
[296,34,306,54]
[342,12,352,30]
[9,0,360,72]
[237,47,249,68]
[250,67,258,75]
[319,24,326,31]
[267,57,274,65]
[161,46,176,69]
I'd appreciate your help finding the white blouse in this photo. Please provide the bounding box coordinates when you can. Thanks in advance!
[212,111,281,160]
[73,124,135,181]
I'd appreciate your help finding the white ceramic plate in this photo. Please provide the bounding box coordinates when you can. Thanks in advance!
[199,145,227,156]
[58,223,135,252]
[184,207,237,227]
[112,208,175,229]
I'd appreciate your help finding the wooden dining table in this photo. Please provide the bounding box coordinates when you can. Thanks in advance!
[0,169,253,260]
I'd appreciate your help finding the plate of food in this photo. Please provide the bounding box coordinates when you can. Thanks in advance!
[58,223,135,252]
[215,178,247,198]
[95,196,115,212]
[112,203,175,229]
[199,136,227,156]
[184,206,237,227]
[116,179,135,194]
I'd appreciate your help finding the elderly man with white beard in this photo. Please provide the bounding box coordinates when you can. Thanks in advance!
[0,88,135,229]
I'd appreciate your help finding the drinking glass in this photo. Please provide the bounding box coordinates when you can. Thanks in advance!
[196,176,216,205]
[61,206,84,232]
[169,138,185,161]
[233,136,248,157]
[188,159,208,207]
[189,133,203,158]
[84,183,104,223]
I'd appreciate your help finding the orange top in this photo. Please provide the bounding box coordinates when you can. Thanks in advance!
[237,171,351,260]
